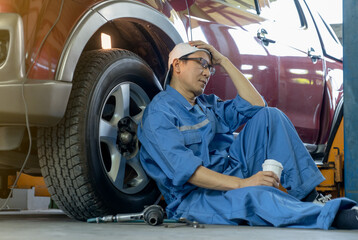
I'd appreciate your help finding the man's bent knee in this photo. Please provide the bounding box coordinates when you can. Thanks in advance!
[253,107,283,119]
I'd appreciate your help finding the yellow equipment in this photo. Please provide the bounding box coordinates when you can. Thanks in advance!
[317,119,345,198]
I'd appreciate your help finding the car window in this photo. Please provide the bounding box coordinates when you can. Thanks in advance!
[313,13,342,61]
[216,0,257,14]
[258,0,303,28]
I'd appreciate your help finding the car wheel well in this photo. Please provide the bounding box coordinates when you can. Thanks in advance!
[82,18,175,87]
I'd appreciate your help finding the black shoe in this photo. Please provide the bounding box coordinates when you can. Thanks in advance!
[333,207,358,229]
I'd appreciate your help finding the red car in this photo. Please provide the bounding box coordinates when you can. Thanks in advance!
[0,0,343,220]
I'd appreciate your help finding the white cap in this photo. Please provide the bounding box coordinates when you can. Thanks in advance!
[167,42,211,68]
[163,43,212,88]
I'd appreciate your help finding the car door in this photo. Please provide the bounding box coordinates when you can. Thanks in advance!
[257,0,325,144]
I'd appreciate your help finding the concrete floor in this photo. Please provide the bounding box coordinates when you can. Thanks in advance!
[0,210,357,240]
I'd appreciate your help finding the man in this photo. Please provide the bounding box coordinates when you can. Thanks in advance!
[137,41,358,229]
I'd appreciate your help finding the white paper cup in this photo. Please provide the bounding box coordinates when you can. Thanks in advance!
[262,159,283,179]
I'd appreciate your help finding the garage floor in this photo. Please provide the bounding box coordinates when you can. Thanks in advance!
[0,210,357,240]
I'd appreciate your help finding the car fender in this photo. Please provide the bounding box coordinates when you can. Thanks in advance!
[55,0,187,84]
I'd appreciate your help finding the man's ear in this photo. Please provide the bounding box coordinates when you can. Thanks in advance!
[172,59,181,73]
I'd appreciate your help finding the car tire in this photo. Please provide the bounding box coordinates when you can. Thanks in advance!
[37,49,161,220]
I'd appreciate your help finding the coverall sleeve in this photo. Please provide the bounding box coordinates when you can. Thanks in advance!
[139,111,203,187]
[212,94,267,133]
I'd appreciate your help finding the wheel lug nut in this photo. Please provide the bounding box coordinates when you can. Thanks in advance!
[120,132,132,144]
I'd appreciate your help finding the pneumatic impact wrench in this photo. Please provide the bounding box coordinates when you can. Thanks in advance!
[87,205,164,226]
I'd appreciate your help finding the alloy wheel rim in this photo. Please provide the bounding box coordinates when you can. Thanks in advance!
[98,82,150,194]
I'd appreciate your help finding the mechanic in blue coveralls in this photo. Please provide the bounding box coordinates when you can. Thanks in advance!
[137,41,358,229]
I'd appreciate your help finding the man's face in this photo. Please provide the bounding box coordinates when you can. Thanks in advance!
[178,51,212,97]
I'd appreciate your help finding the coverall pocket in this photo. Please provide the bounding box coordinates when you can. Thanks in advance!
[183,130,202,157]
[182,131,202,157]
[182,130,202,145]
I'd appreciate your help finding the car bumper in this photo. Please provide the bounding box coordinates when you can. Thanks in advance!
[0,80,71,126]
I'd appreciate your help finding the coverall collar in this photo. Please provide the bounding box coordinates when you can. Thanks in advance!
[166,85,196,110]
[196,97,208,112]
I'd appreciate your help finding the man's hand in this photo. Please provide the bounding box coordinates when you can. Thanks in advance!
[189,40,226,65]
[240,171,280,188]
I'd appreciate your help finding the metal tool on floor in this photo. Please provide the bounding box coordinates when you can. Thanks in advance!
[87,205,164,226]
[164,217,205,228]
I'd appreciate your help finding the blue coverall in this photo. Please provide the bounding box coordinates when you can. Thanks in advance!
[137,86,356,229]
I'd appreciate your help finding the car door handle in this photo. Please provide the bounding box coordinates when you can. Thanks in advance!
[308,47,321,64]
[257,28,276,46]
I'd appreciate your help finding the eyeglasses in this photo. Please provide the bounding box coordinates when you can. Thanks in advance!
[179,57,216,75]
